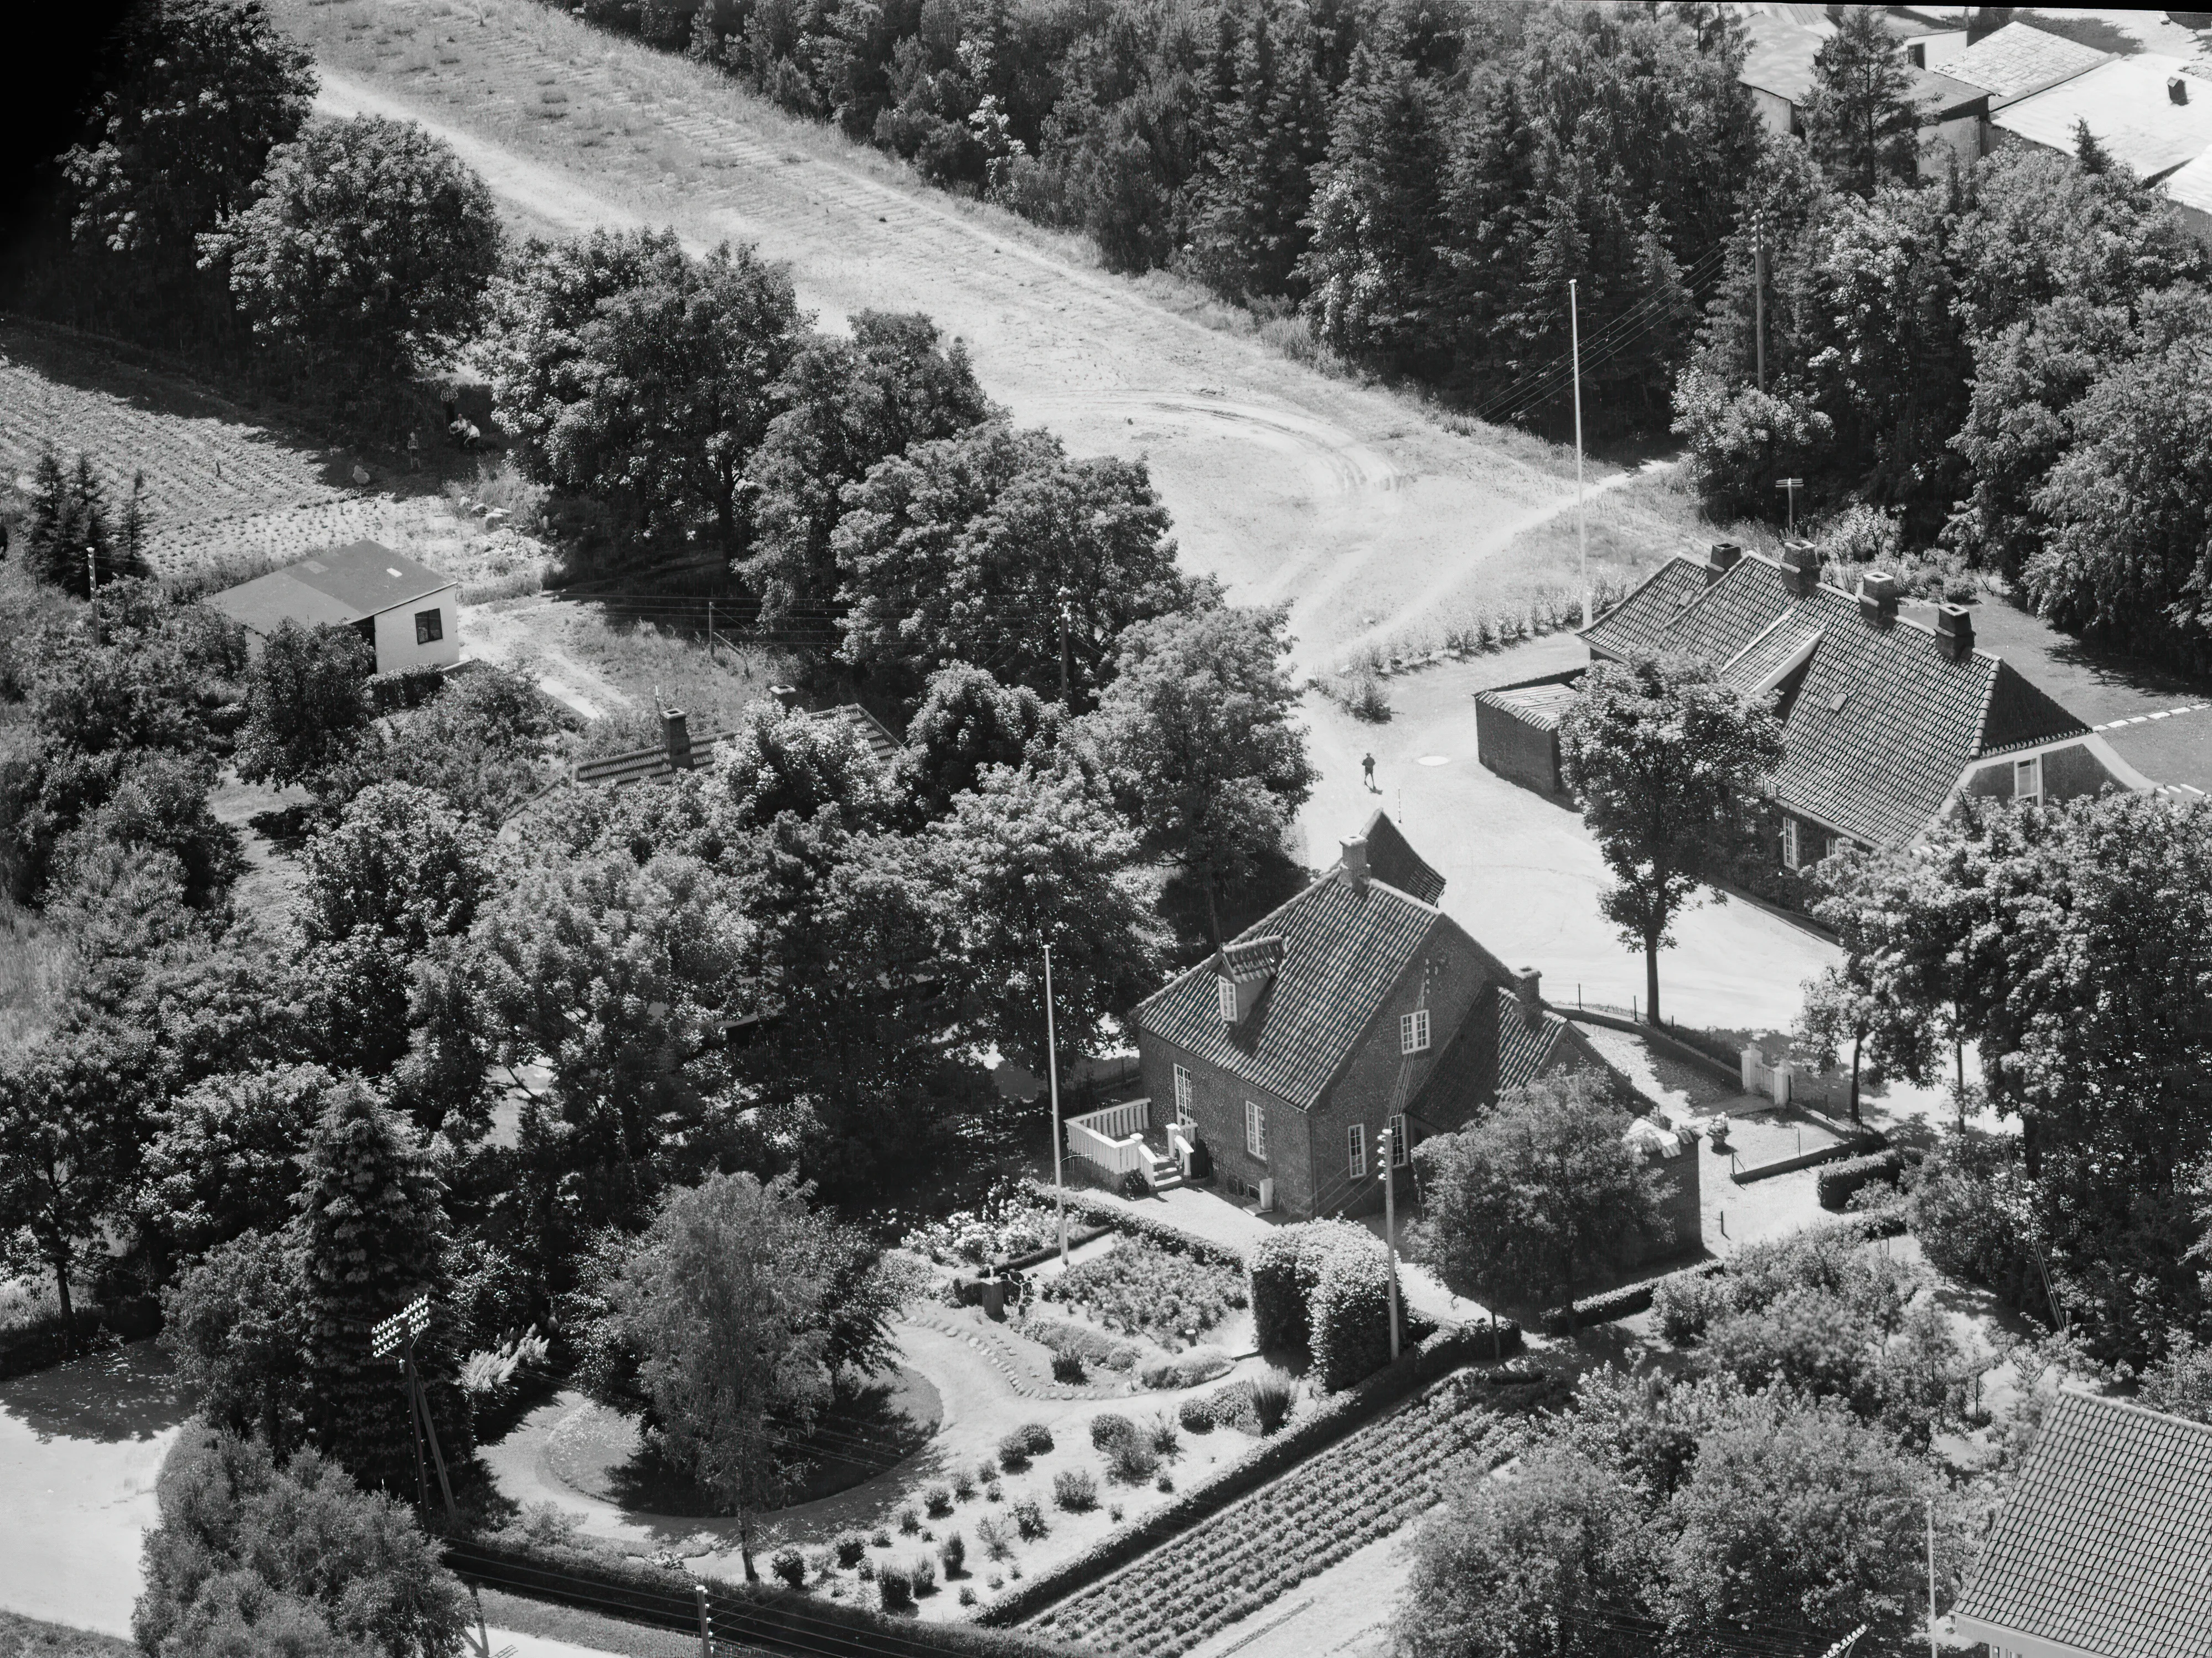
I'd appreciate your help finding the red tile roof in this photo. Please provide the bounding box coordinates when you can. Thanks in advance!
[1954,1391,2212,1658]
[1360,808,1446,906]
[1582,553,2089,847]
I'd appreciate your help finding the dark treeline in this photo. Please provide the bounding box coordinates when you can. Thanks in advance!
[572,0,1765,434]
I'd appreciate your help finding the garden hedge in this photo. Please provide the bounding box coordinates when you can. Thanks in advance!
[1542,1261,1727,1335]
[976,1325,1498,1628]
[1022,1183,1248,1272]
[1817,1149,1908,1211]
[446,1533,1090,1658]
[1310,1244,1394,1393]
[1249,1219,1389,1377]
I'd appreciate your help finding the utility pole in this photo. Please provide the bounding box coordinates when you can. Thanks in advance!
[1057,598,1073,707]
[706,599,715,661]
[370,1296,457,1532]
[1570,279,1589,629]
[1377,1121,1402,1361]
[1043,940,1066,1262]
[1754,230,1767,393]
[1926,1499,1939,1658]
[86,544,99,644]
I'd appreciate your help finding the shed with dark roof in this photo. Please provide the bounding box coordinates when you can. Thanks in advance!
[208,541,461,677]
[1952,1391,2212,1658]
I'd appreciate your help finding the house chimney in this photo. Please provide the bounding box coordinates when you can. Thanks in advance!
[1935,603,1975,663]
[661,707,692,769]
[2173,76,2190,105]
[1858,569,1901,625]
[1704,541,1743,584]
[768,684,803,709]
[1517,966,1543,1027]
[1339,836,1368,889]
[1779,538,1821,598]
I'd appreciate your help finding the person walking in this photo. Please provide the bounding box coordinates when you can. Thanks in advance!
[1362,752,1377,792]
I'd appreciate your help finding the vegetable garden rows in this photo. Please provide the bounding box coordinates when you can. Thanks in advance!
[1029,1372,1524,1656]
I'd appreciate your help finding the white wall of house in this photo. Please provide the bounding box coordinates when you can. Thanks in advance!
[1749,86,1796,137]
[1950,1616,2111,1658]
[369,585,462,674]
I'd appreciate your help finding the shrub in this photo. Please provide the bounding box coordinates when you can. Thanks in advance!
[910,1554,937,1596]
[952,1469,976,1502]
[770,1545,806,1589]
[1108,1438,1159,1483]
[1249,1219,1386,1379]
[1251,1370,1297,1435]
[1089,1413,1136,1452]
[975,1516,1012,1562]
[1109,1504,1123,1522]
[1310,1245,1394,1392]
[1818,1149,1906,1212]
[984,1478,1004,1502]
[1156,1473,1174,1493]
[1043,1236,1245,1343]
[897,1505,921,1535]
[1017,1422,1055,1454]
[1054,1470,1099,1511]
[939,1531,965,1576]
[1655,1270,1735,1346]
[1206,1380,1260,1435]
[1118,1169,1149,1199]
[877,1563,913,1611]
[924,1484,953,1518]
[1177,1395,1215,1433]
[1012,1499,1048,1540]
[870,1527,891,1548]
[856,1556,876,1582]
[1139,1347,1235,1390]
[1248,1229,1311,1353]
[997,1435,1032,1473]
[1052,1351,1088,1384]
[833,1531,867,1569]
[1146,1413,1180,1455]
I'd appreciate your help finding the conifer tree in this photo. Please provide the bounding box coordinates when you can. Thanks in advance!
[1799,4,1920,198]
[292,1082,461,1493]
[25,450,118,597]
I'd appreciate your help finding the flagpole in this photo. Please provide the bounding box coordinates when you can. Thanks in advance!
[1571,278,1589,628]
[1043,940,1066,1262]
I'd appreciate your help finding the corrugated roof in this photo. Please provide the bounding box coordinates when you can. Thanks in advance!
[1954,1392,2212,1658]
[1995,53,2212,179]
[1477,681,1580,732]
[1940,20,2110,103]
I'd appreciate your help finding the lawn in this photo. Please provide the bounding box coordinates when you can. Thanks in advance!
[0,1609,134,1658]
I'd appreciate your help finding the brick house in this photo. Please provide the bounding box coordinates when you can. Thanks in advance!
[1129,813,1609,1221]
[1481,540,2153,870]
[1951,1390,2212,1658]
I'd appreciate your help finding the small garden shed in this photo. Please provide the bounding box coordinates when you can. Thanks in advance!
[1474,671,1582,798]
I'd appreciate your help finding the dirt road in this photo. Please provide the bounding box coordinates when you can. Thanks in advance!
[287,0,1596,667]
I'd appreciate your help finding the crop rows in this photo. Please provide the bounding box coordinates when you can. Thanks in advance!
[1030,1374,1523,1656]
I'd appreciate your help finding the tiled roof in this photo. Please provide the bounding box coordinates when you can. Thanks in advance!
[1953,1391,2212,1658]
[1476,681,1580,733]
[1135,867,1445,1110]
[1940,20,2111,103]
[1219,936,1284,982]
[1361,809,1446,906]
[1579,556,2089,847]
[1580,561,1710,661]
[1738,13,1825,103]
[1495,995,1565,1096]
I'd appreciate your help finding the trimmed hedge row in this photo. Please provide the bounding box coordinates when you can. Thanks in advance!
[976,1326,1496,1628]
[366,662,447,713]
[446,1533,1088,1658]
[1816,1149,1912,1211]
[1023,1183,1249,1272]
[1539,1261,1727,1335]
[1250,1220,1403,1388]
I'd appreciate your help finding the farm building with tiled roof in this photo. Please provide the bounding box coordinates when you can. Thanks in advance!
[1131,811,1611,1222]
[1555,541,2151,867]
[1952,1390,2212,1658]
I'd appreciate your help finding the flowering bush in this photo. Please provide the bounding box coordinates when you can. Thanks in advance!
[1053,1469,1099,1512]
[1040,1236,1244,1343]
[898,1181,1062,1267]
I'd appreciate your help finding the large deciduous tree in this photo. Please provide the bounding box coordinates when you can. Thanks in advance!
[234,619,374,787]
[1088,602,1313,954]
[488,229,806,553]
[1557,655,1782,1025]
[1409,1072,1670,1320]
[159,1230,311,1454]
[205,113,502,382]
[832,421,1190,707]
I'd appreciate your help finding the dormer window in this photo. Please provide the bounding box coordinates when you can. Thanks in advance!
[1400,1008,1430,1054]
[1219,977,1239,1024]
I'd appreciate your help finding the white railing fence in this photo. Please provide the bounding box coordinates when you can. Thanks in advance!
[1066,1098,1152,1182]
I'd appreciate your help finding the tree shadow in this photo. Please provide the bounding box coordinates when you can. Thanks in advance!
[0,1339,187,1445]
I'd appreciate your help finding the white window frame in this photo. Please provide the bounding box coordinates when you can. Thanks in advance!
[1781,816,1802,871]
[1245,1100,1267,1160]
[1218,977,1239,1024]
[1399,1008,1431,1054]
[2014,754,2043,805]
[1388,1113,1409,1168]
[1346,1123,1367,1180]
[1172,1064,1193,1127]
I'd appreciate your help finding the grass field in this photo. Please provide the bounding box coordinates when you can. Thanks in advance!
[0,1608,133,1658]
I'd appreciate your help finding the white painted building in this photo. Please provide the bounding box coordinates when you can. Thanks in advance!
[209,541,461,676]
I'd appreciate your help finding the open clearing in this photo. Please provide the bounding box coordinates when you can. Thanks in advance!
[269,0,1647,670]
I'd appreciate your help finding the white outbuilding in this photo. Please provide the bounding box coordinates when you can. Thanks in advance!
[209,541,461,675]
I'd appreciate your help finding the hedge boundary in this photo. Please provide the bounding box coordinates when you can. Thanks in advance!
[1816,1149,1909,1211]
[974,1324,1522,1629]
[443,1535,1089,1658]
[1021,1183,1250,1272]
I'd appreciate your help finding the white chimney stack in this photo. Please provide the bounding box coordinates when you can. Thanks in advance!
[1339,836,1368,889]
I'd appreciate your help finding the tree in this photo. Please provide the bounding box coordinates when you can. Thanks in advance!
[291,1082,457,1491]
[204,114,502,382]
[23,451,149,597]
[1556,655,1782,1025]
[488,230,806,553]
[1408,1072,1671,1319]
[297,784,493,1079]
[1663,1391,1961,1651]
[235,620,374,787]
[1088,602,1313,952]
[923,763,1161,1078]
[141,1063,337,1267]
[1798,5,1920,198]
[134,1426,468,1658]
[742,311,993,622]
[160,1230,310,1454]
[0,1027,156,1349]
[1394,1445,1660,1658]
[895,664,1059,821]
[832,421,1191,706]
[60,0,315,276]
[599,1172,844,1578]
